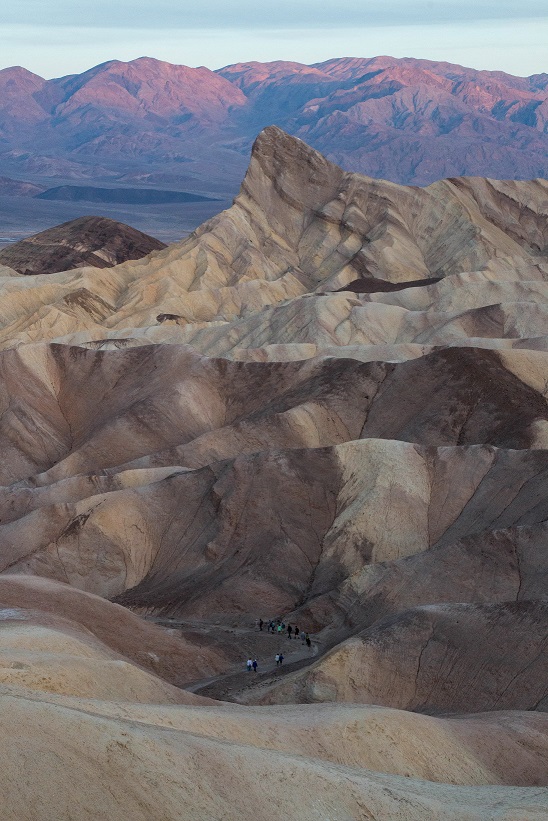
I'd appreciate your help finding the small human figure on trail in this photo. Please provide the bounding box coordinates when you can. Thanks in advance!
[294,626,299,639]
[279,653,284,665]
[247,658,253,671]
[277,624,283,634]
[301,631,306,643]
[252,659,258,672]
[305,635,311,648]
[275,653,280,665]
[259,619,263,631]
[287,624,293,640]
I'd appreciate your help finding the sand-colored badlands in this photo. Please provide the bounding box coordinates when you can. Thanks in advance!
[0,128,546,818]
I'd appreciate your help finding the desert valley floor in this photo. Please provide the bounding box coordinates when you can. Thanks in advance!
[0,127,546,819]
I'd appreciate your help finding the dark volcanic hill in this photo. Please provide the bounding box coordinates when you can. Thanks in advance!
[0,215,166,274]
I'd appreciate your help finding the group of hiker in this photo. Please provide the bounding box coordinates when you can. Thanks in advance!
[246,654,284,671]
[244,618,313,672]
[258,618,312,646]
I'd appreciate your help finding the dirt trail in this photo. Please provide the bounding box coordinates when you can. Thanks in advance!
[149,617,319,701]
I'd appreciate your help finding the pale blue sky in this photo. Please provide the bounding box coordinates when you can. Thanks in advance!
[1,1,547,78]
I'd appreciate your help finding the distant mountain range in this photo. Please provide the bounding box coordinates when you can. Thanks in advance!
[0,55,546,193]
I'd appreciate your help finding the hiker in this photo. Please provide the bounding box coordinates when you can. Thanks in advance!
[275,653,280,665]
[277,624,283,634]
[306,635,311,648]
[287,624,293,640]
[247,658,253,671]
[252,659,258,672]
[294,626,299,639]
[259,618,263,631]
[301,630,306,643]
[279,653,284,665]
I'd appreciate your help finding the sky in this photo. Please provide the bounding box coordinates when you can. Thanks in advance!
[0,0,547,79]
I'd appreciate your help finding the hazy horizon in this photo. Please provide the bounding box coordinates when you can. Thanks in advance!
[1,0,546,79]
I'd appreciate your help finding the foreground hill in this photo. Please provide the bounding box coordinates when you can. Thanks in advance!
[1,689,547,820]
[0,215,166,274]
[0,128,546,818]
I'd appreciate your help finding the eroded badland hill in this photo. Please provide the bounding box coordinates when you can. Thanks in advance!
[0,127,546,819]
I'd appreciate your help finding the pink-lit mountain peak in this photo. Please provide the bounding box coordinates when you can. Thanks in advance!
[218,60,334,91]
[313,55,534,89]
[0,65,46,91]
[0,66,48,110]
[0,66,50,127]
[53,57,247,120]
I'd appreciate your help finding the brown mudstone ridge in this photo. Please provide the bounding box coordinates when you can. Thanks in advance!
[293,521,548,646]
[0,345,545,487]
[0,214,166,274]
[0,127,546,819]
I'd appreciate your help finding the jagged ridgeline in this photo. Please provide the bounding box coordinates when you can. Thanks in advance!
[0,128,546,820]
[1,56,547,186]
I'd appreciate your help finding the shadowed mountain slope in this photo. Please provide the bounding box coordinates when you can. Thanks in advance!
[0,576,226,689]
[0,176,44,197]
[293,520,548,642]
[251,602,548,713]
